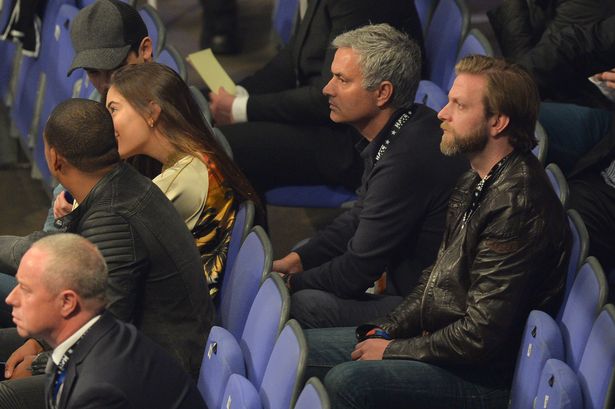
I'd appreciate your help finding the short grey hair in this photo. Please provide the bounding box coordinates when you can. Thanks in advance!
[332,23,421,109]
[33,234,108,309]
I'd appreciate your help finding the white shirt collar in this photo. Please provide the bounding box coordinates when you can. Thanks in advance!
[51,315,101,366]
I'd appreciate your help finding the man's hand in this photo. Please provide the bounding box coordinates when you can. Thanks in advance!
[273,252,304,276]
[53,191,73,219]
[209,87,235,126]
[5,338,44,379]
[595,68,615,90]
[351,338,391,361]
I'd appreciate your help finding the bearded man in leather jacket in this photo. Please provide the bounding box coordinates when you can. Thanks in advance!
[303,56,570,409]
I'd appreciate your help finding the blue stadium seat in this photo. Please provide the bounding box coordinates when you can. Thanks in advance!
[156,43,186,80]
[0,0,18,102]
[197,325,245,409]
[535,359,583,409]
[446,28,494,90]
[558,257,608,371]
[138,4,165,57]
[240,274,290,388]
[295,377,330,409]
[558,209,589,317]
[577,304,615,409]
[10,0,76,150]
[217,200,254,307]
[221,374,263,409]
[0,0,16,36]
[219,226,272,339]
[31,4,82,188]
[259,320,307,409]
[414,0,436,34]
[414,79,448,112]
[272,0,299,44]
[509,310,565,409]
[545,163,569,208]
[424,0,469,89]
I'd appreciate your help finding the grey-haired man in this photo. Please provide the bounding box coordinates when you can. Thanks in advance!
[273,24,467,329]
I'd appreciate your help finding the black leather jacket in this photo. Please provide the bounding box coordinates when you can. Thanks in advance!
[377,152,570,370]
[0,163,214,378]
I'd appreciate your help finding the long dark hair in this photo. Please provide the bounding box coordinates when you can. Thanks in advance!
[109,63,259,207]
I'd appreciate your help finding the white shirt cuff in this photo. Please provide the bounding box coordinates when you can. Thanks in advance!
[231,85,249,123]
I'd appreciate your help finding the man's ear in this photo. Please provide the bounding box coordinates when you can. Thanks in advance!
[48,146,64,174]
[58,290,79,318]
[489,113,510,137]
[139,37,154,63]
[376,81,394,108]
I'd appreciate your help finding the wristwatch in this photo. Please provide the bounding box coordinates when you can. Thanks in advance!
[30,351,50,375]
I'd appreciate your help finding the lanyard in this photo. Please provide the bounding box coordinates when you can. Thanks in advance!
[462,152,514,226]
[50,330,89,408]
[374,109,413,163]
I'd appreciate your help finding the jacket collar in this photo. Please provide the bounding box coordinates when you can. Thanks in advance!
[55,312,117,409]
[54,163,124,231]
[358,108,413,161]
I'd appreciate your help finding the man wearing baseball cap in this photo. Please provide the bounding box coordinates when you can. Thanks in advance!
[44,0,158,226]
[68,0,154,94]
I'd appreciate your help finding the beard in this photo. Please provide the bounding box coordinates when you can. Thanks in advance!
[440,122,488,156]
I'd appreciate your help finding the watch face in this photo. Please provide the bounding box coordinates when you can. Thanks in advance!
[30,352,51,375]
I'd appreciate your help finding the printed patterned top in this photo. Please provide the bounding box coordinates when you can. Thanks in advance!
[154,154,236,299]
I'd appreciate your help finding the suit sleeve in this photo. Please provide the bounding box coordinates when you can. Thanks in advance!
[290,146,440,298]
[382,204,555,365]
[79,210,148,323]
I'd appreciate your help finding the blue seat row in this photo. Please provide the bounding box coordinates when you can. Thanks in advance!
[510,257,613,409]
[197,204,329,408]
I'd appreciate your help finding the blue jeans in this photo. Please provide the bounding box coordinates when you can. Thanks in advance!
[291,289,403,328]
[540,102,612,173]
[42,184,64,232]
[305,328,510,409]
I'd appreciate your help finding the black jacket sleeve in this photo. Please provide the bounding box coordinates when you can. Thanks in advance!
[0,231,49,274]
[79,210,148,323]
[291,143,443,298]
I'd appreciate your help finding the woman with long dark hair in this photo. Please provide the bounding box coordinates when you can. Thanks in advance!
[106,63,258,298]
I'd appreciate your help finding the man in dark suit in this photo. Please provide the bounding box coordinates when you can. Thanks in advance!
[209,0,423,194]
[5,233,206,409]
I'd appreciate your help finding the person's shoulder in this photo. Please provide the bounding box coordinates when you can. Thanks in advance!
[154,156,208,193]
